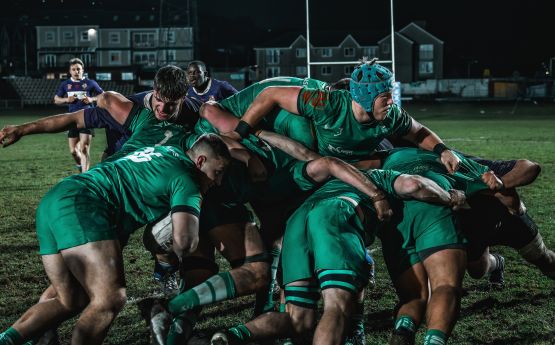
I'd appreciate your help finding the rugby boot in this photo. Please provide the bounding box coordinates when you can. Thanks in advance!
[489,253,505,289]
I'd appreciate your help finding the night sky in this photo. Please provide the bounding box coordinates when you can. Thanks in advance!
[2,0,553,77]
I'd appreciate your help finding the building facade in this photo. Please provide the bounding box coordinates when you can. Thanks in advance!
[254,22,443,83]
[36,25,193,82]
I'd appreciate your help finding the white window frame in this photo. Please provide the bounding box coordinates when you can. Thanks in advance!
[133,52,157,66]
[109,32,121,44]
[362,47,378,58]
[418,61,434,75]
[419,44,434,60]
[266,49,280,64]
[62,31,74,40]
[296,48,306,58]
[266,67,280,78]
[80,54,92,66]
[296,66,308,76]
[45,31,55,43]
[166,31,176,43]
[321,48,332,58]
[44,54,56,66]
[80,31,89,42]
[321,66,332,75]
[108,51,122,65]
[344,47,355,57]
[344,66,353,75]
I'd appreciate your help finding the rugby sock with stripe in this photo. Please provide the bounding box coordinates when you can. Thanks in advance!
[265,247,281,309]
[394,315,416,334]
[168,271,236,316]
[423,329,448,345]
[227,324,252,342]
[0,328,23,345]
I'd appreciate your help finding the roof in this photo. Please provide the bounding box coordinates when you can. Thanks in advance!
[254,29,387,49]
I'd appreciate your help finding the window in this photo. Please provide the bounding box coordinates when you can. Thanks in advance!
[81,31,89,41]
[344,66,354,75]
[266,67,280,78]
[382,43,390,54]
[46,73,55,79]
[166,31,176,43]
[80,54,92,65]
[109,32,121,44]
[164,50,176,63]
[44,54,56,67]
[419,44,434,60]
[133,52,157,66]
[62,31,74,40]
[109,51,122,65]
[321,48,332,57]
[58,73,67,79]
[296,48,306,58]
[121,72,134,81]
[96,72,112,81]
[45,31,55,42]
[296,66,307,76]
[344,47,355,57]
[362,47,378,58]
[266,49,280,64]
[321,66,332,75]
[133,32,156,47]
[419,61,434,75]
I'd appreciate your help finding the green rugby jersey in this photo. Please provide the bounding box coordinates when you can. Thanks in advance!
[108,105,197,161]
[382,147,489,195]
[69,146,202,236]
[296,88,412,162]
[195,77,329,149]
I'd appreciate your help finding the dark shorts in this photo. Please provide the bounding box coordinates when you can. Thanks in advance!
[68,128,95,138]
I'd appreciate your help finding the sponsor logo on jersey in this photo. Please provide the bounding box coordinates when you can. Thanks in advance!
[327,144,354,156]
[67,84,72,90]
[82,83,87,89]
[323,124,344,137]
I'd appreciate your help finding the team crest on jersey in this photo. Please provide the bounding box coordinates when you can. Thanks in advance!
[67,85,72,90]
[82,83,87,89]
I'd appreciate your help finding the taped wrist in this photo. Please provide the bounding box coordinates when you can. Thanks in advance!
[433,143,449,156]
[235,120,253,139]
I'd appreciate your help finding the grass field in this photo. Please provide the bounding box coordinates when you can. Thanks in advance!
[1,102,554,344]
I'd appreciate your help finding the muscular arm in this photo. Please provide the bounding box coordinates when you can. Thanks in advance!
[501,159,541,188]
[236,86,302,136]
[0,110,86,147]
[402,118,461,174]
[394,174,465,208]
[257,130,320,161]
[219,136,268,182]
[54,95,72,105]
[171,212,200,260]
[96,91,134,125]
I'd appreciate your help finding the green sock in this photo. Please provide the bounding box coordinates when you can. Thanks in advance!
[168,271,236,315]
[424,329,448,345]
[167,314,196,345]
[228,324,252,342]
[264,247,281,310]
[279,303,286,313]
[394,315,416,334]
[0,328,23,345]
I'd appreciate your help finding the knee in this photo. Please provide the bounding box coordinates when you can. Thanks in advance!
[431,284,463,299]
[92,288,127,314]
[289,309,316,336]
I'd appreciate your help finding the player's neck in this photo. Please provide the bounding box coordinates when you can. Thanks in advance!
[351,100,374,124]
[70,77,84,82]
[193,78,212,95]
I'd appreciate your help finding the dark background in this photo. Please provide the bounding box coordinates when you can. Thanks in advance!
[1,0,553,77]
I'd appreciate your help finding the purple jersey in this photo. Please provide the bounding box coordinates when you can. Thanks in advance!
[55,78,103,112]
[186,78,237,103]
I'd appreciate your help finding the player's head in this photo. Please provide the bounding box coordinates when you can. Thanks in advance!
[152,65,189,121]
[350,57,394,120]
[68,58,85,80]
[186,60,209,88]
[187,133,231,190]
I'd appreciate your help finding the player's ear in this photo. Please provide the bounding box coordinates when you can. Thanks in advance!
[195,155,207,169]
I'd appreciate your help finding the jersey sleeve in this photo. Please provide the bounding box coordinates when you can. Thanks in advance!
[55,82,66,97]
[221,81,238,98]
[168,172,202,217]
[90,80,104,94]
[291,160,323,191]
[83,107,126,132]
[389,105,413,137]
[366,169,402,197]
[296,88,339,125]
[127,91,151,108]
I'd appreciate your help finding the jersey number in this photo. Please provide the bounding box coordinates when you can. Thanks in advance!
[128,147,163,162]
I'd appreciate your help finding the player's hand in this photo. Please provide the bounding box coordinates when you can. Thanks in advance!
[82,96,93,104]
[373,197,393,222]
[247,155,268,182]
[221,131,242,141]
[0,125,23,148]
[440,150,461,174]
[482,171,504,191]
[67,95,76,103]
[448,189,467,210]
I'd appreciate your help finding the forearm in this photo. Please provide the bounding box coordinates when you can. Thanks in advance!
[307,157,385,199]
[395,175,452,205]
[172,213,200,259]
[241,87,301,128]
[258,130,320,161]
[500,159,541,188]
[53,95,68,105]
[20,111,85,135]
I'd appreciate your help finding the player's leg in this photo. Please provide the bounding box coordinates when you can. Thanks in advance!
[0,254,88,344]
[61,240,126,344]
[421,248,466,345]
[77,131,92,172]
[67,129,81,169]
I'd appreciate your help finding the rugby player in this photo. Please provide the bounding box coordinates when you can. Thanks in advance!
[186,60,238,103]
[0,134,231,345]
[53,57,103,172]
